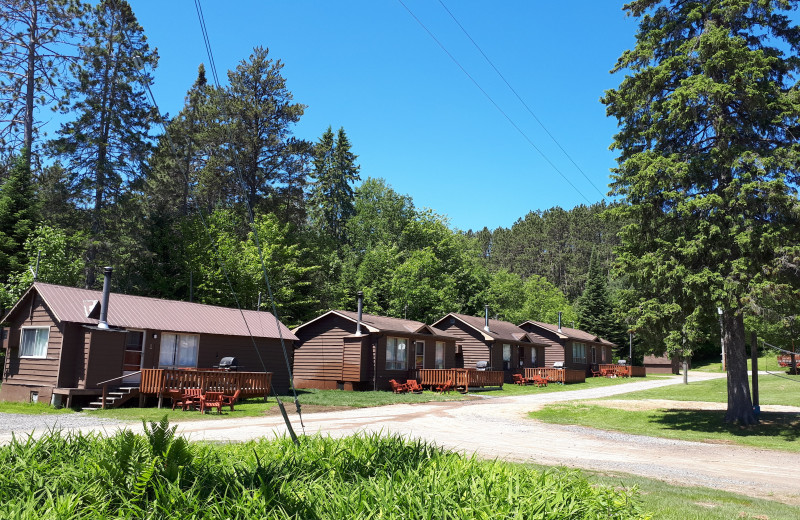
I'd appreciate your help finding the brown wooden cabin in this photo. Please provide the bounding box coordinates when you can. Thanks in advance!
[0,283,297,407]
[291,310,458,391]
[430,313,546,383]
[643,353,681,374]
[517,320,616,374]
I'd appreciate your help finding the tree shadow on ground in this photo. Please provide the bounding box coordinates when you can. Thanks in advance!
[652,409,800,442]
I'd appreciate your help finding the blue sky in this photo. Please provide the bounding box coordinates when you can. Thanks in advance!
[132,1,640,231]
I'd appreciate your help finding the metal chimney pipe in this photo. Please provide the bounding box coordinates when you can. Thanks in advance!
[355,291,364,336]
[557,311,562,333]
[484,304,490,332]
[98,267,112,329]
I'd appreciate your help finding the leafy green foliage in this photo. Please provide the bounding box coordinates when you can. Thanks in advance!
[602,0,800,423]
[577,250,623,346]
[0,154,38,292]
[0,429,649,519]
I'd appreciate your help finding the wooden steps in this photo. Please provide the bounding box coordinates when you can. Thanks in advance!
[83,386,139,410]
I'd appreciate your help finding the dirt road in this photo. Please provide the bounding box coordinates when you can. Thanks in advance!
[11,372,800,504]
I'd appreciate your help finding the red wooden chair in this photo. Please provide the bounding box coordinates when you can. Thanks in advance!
[389,379,408,394]
[406,380,423,394]
[512,373,527,386]
[221,389,241,411]
[180,388,203,410]
[590,367,602,377]
[434,380,453,394]
[200,391,224,414]
[531,376,548,387]
[166,390,187,411]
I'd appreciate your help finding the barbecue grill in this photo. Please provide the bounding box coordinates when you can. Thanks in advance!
[552,361,565,369]
[217,356,239,371]
[476,361,488,371]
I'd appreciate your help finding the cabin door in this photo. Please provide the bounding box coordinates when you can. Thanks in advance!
[122,330,145,383]
[415,341,425,369]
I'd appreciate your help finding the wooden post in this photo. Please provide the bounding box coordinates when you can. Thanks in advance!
[750,331,759,414]
[101,385,107,409]
[138,393,145,407]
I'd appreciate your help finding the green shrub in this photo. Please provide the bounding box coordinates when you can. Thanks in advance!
[0,419,649,519]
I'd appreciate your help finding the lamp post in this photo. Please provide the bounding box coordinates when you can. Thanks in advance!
[628,330,633,363]
[717,307,726,371]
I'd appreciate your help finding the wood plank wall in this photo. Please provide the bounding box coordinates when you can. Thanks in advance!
[3,294,62,388]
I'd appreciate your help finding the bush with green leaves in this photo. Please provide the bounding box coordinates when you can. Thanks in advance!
[0,418,649,519]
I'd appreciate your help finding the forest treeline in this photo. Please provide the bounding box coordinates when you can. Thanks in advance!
[0,1,625,344]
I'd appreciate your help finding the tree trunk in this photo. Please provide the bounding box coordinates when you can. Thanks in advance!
[722,310,756,425]
[23,1,38,169]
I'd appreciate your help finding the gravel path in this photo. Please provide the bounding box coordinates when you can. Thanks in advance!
[0,412,123,435]
[2,372,798,506]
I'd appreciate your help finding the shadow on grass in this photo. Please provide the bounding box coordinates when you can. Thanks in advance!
[652,409,800,442]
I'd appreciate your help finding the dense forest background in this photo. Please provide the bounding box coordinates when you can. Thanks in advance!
[3,0,795,366]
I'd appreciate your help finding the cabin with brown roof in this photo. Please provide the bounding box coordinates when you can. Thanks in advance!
[0,281,297,407]
[643,353,680,374]
[292,309,457,391]
[517,320,616,373]
[430,311,545,382]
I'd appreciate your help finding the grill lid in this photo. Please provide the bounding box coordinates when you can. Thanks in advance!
[219,356,238,367]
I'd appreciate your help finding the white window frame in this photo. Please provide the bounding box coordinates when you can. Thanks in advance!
[502,343,511,370]
[19,327,50,359]
[385,336,407,371]
[158,333,200,369]
[572,342,587,364]
[415,341,425,369]
[435,341,445,369]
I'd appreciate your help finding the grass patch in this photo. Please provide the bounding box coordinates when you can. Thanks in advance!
[693,353,790,373]
[83,388,470,422]
[530,402,800,452]
[474,374,669,396]
[0,422,649,519]
[0,401,74,415]
[612,373,800,406]
[585,469,800,519]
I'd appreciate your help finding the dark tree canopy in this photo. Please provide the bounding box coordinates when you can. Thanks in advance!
[603,0,800,424]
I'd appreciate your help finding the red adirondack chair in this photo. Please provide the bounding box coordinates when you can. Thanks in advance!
[435,380,453,394]
[406,380,423,393]
[512,373,527,386]
[200,391,224,414]
[221,389,241,411]
[389,379,408,394]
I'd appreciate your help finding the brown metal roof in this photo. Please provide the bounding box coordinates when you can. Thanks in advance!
[293,310,457,340]
[520,320,616,347]
[434,313,534,344]
[23,283,297,341]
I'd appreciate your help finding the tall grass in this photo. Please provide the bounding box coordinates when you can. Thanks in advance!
[0,418,649,519]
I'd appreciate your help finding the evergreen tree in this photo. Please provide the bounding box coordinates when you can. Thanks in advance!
[576,250,617,343]
[0,0,86,165]
[309,126,360,244]
[48,0,158,287]
[603,0,800,424]
[0,153,37,298]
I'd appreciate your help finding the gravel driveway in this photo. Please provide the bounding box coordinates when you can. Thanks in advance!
[0,412,123,435]
[2,372,798,506]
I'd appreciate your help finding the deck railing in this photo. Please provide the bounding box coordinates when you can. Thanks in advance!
[415,368,504,389]
[140,369,272,397]
[524,367,585,384]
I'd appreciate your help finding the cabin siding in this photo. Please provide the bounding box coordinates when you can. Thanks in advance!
[84,329,126,387]
[434,320,491,370]
[58,323,86,388]
[194,334,293,393]
[1,295,62,387]
[292,314,355,387]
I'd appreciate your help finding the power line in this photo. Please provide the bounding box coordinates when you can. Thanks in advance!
[192,0,304,439]
[436,0,607,200]
[396,0,592,205]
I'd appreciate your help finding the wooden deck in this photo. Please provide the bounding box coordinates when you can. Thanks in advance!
[524,367,586,384]
[415,369,504,390]
[140,369,272,398]
[597,364,646,377]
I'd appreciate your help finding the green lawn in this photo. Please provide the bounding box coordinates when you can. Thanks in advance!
[693,352,793,373]
[473,373,670,397]
[0,401,74,415]
[584,468,800,520]
[530,402,800,452]
[613,373,800,406]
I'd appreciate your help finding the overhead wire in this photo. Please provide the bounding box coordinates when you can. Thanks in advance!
[396,0,591,204]
[760,339,800,384]
[108,0,304,441]
[192,0,304,439]
[436,0,607,201]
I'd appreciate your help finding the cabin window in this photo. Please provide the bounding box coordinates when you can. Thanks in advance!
[435,341,445,369]
[385,337,407,370]
[415,341,425,369]
[20,327,49,358]
[572,342,587,364]
[159,333,199,368]
[502,344,511,370]
[531,348,537,367]
[591,346,597,364]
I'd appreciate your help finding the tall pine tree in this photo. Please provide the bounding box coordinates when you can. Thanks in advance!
[48,0,158,287]
[603,0,800,424]
[0,152,38,306]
